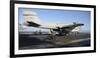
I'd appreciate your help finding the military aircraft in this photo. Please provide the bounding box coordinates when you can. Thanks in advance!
[23,11,84,36]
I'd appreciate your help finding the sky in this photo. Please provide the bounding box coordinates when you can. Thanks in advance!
[18,8,91,32]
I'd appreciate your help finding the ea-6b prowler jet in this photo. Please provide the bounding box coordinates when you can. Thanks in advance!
[23,11,84,36]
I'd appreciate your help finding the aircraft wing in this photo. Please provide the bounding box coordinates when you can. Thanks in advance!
[40,23,84,32]
[25,21,41,27]
[61,23,84,30]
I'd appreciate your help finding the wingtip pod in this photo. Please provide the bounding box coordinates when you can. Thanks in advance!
[80,23,84,26]
[81,24,84,26]
[73,22,84,26]
[77,24,84,27]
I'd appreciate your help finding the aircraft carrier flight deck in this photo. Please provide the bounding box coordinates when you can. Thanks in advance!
[19,32,90,50]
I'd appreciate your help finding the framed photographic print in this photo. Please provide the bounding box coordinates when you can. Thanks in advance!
[10,1,96,57]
